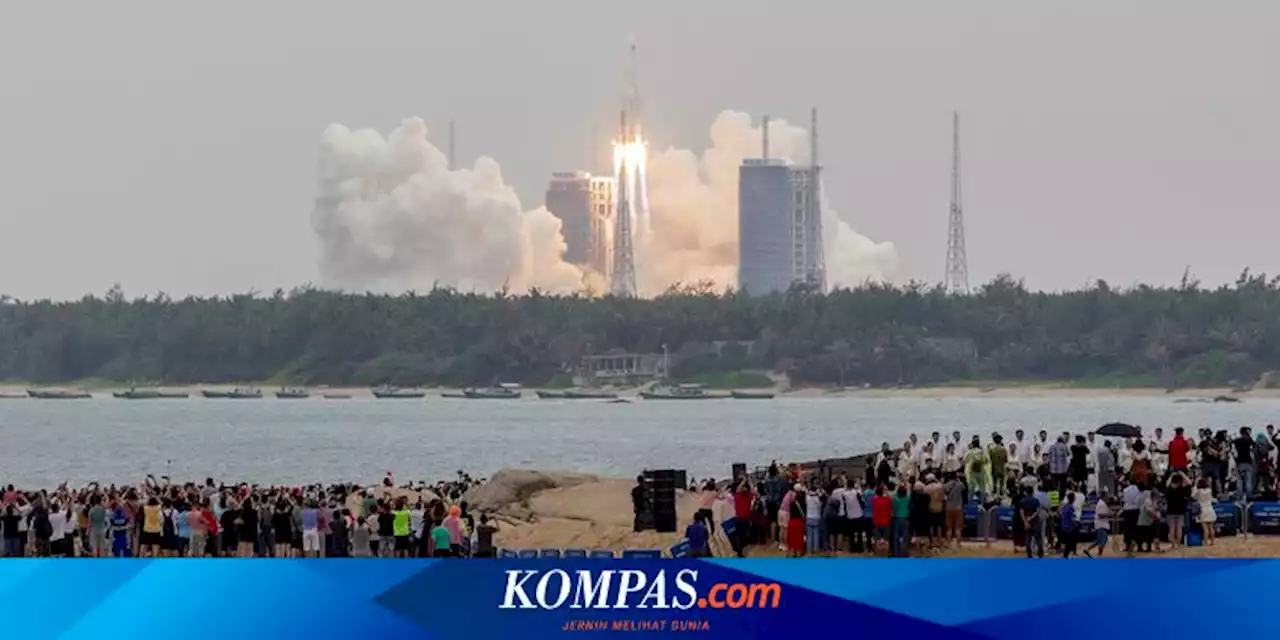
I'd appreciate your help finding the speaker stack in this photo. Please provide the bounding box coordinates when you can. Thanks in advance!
[644,469,679,533]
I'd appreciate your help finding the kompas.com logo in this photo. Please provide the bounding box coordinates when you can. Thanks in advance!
[498,569,782,610]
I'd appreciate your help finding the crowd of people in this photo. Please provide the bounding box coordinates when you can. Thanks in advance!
[0,471,504,559]
[698,424,1280,558]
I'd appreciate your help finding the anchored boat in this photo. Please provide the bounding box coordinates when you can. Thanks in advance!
[536,388,619,400]
[275,387,311,399]
[639,384,726,400]
[371,386,426,399]
[27,389,92,400]
[113,388,189,399]
[730,390,776,400]
[464,383,522,399]
[202,387,262,399]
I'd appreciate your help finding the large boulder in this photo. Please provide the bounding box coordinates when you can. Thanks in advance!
[463,469,599,517]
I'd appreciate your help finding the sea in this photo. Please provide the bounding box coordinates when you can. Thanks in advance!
[2,394,1275,488]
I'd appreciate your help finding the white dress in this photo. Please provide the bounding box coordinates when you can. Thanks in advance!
[1193,487,1216,524]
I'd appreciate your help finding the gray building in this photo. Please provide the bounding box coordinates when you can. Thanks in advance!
[737,158,825,295]
[737,159,796,294]
[545,172,614,276]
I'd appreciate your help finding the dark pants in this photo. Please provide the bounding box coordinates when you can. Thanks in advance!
[696,509,715,534]
[733,517,751,557]
[1122,510,1139,550]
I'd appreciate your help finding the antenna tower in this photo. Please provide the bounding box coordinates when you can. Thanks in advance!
[944,111,970,294]
[807,107,826,290]
[610,111,638,297]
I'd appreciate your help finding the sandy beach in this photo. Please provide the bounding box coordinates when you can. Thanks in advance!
[455,469,1280,558]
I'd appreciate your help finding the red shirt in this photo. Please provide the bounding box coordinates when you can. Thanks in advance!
[202,509,218,535]
[1168,436,1190,469]
[871,495,892,527]
[733,490,754,520]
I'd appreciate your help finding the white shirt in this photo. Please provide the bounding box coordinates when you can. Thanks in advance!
[805,494,823,523]
[48,510,68,541]
[1094,500,1111,530]
[410,509,425,536]
[841,489,863,519]
[1015,439,1034,464]
[1122,484,1142,511]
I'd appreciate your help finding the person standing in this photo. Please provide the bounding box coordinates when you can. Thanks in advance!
[1069,436,1090,489]
[1193,478,1217,546]
[987,436,1009,497]
[943,474,965,547]
[1166,472,1191,549]
[889,485,911,558]
[1048,436,1071,492]
[1018,488,1044,558]
[1168,428,1191,475]
[1234,427,1257,502]
[1096,442,1117,498]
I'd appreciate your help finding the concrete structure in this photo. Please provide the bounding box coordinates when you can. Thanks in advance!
[737,159,795,294]
[577,352,667,385]
[736,110,826,295]
[545,171,614,277]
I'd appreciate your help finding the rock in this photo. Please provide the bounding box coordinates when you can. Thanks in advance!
[463,469,600,517]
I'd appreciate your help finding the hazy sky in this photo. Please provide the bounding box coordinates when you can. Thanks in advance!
[1,1,1276,300]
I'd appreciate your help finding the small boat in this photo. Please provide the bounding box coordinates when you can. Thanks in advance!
[564,388,619,400]
[730,390,776,400]
[639,384,725,400]
[27,389,92,399]
[322,393,352,400]
[275,387,311,399]
[464,383,522,399]
[202,387,262,399]
[371,386,426,399]
[536,390,566,399]
[113,388,189,399]
[441,391,468,399]
[0,391,29,399]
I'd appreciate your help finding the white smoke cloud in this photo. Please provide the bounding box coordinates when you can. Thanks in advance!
[640,110,899,293]
[311,111,897,296]
[311,118,584,294]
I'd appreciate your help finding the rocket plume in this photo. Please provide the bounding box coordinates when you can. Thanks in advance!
[310,111,898,296]
[311,118,584,294]
[640,111,898,294]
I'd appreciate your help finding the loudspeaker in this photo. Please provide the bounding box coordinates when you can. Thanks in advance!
[653,512,677,533]
[674,470,687,489]
[731,463,747,481]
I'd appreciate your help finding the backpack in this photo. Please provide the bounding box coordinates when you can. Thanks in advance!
[162,510,176,538]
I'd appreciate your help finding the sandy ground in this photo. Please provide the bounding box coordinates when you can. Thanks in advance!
[469,472,1280,558]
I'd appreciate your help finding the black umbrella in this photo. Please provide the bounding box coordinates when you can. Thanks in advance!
[1096,422,1141,438]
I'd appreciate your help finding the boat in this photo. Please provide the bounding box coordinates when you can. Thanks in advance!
[275,387,311,399]
[371,386,426,399]
[441,391,468,399]
[322,393,352,400]
[639,384,725,400]
[113,388,189,399]
[463,383,522,399]
[0,391,28,399]
[536,388,619,400]
[27,389,92,399]
[201,387,262,399]
[564,388,619,400]
[730,390,776,400]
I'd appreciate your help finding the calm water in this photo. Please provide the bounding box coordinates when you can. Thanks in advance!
[2,395,1276,487]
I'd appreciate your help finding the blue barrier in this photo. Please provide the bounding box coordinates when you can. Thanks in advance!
[516,549,539,559]
[1249,502,1280,535]
[721,518,737,537]
[498,549,518,558]
[562,549,588,558]
[538,549,562,558]
[589,550,616,559]
[668,539,691,558]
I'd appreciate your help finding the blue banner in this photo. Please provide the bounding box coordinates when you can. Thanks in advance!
[1,558,1273,638]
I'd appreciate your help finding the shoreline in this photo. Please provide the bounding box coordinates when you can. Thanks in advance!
[1,383,1273,400]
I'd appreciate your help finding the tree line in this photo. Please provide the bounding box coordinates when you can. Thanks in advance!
[2,270,1279,389]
